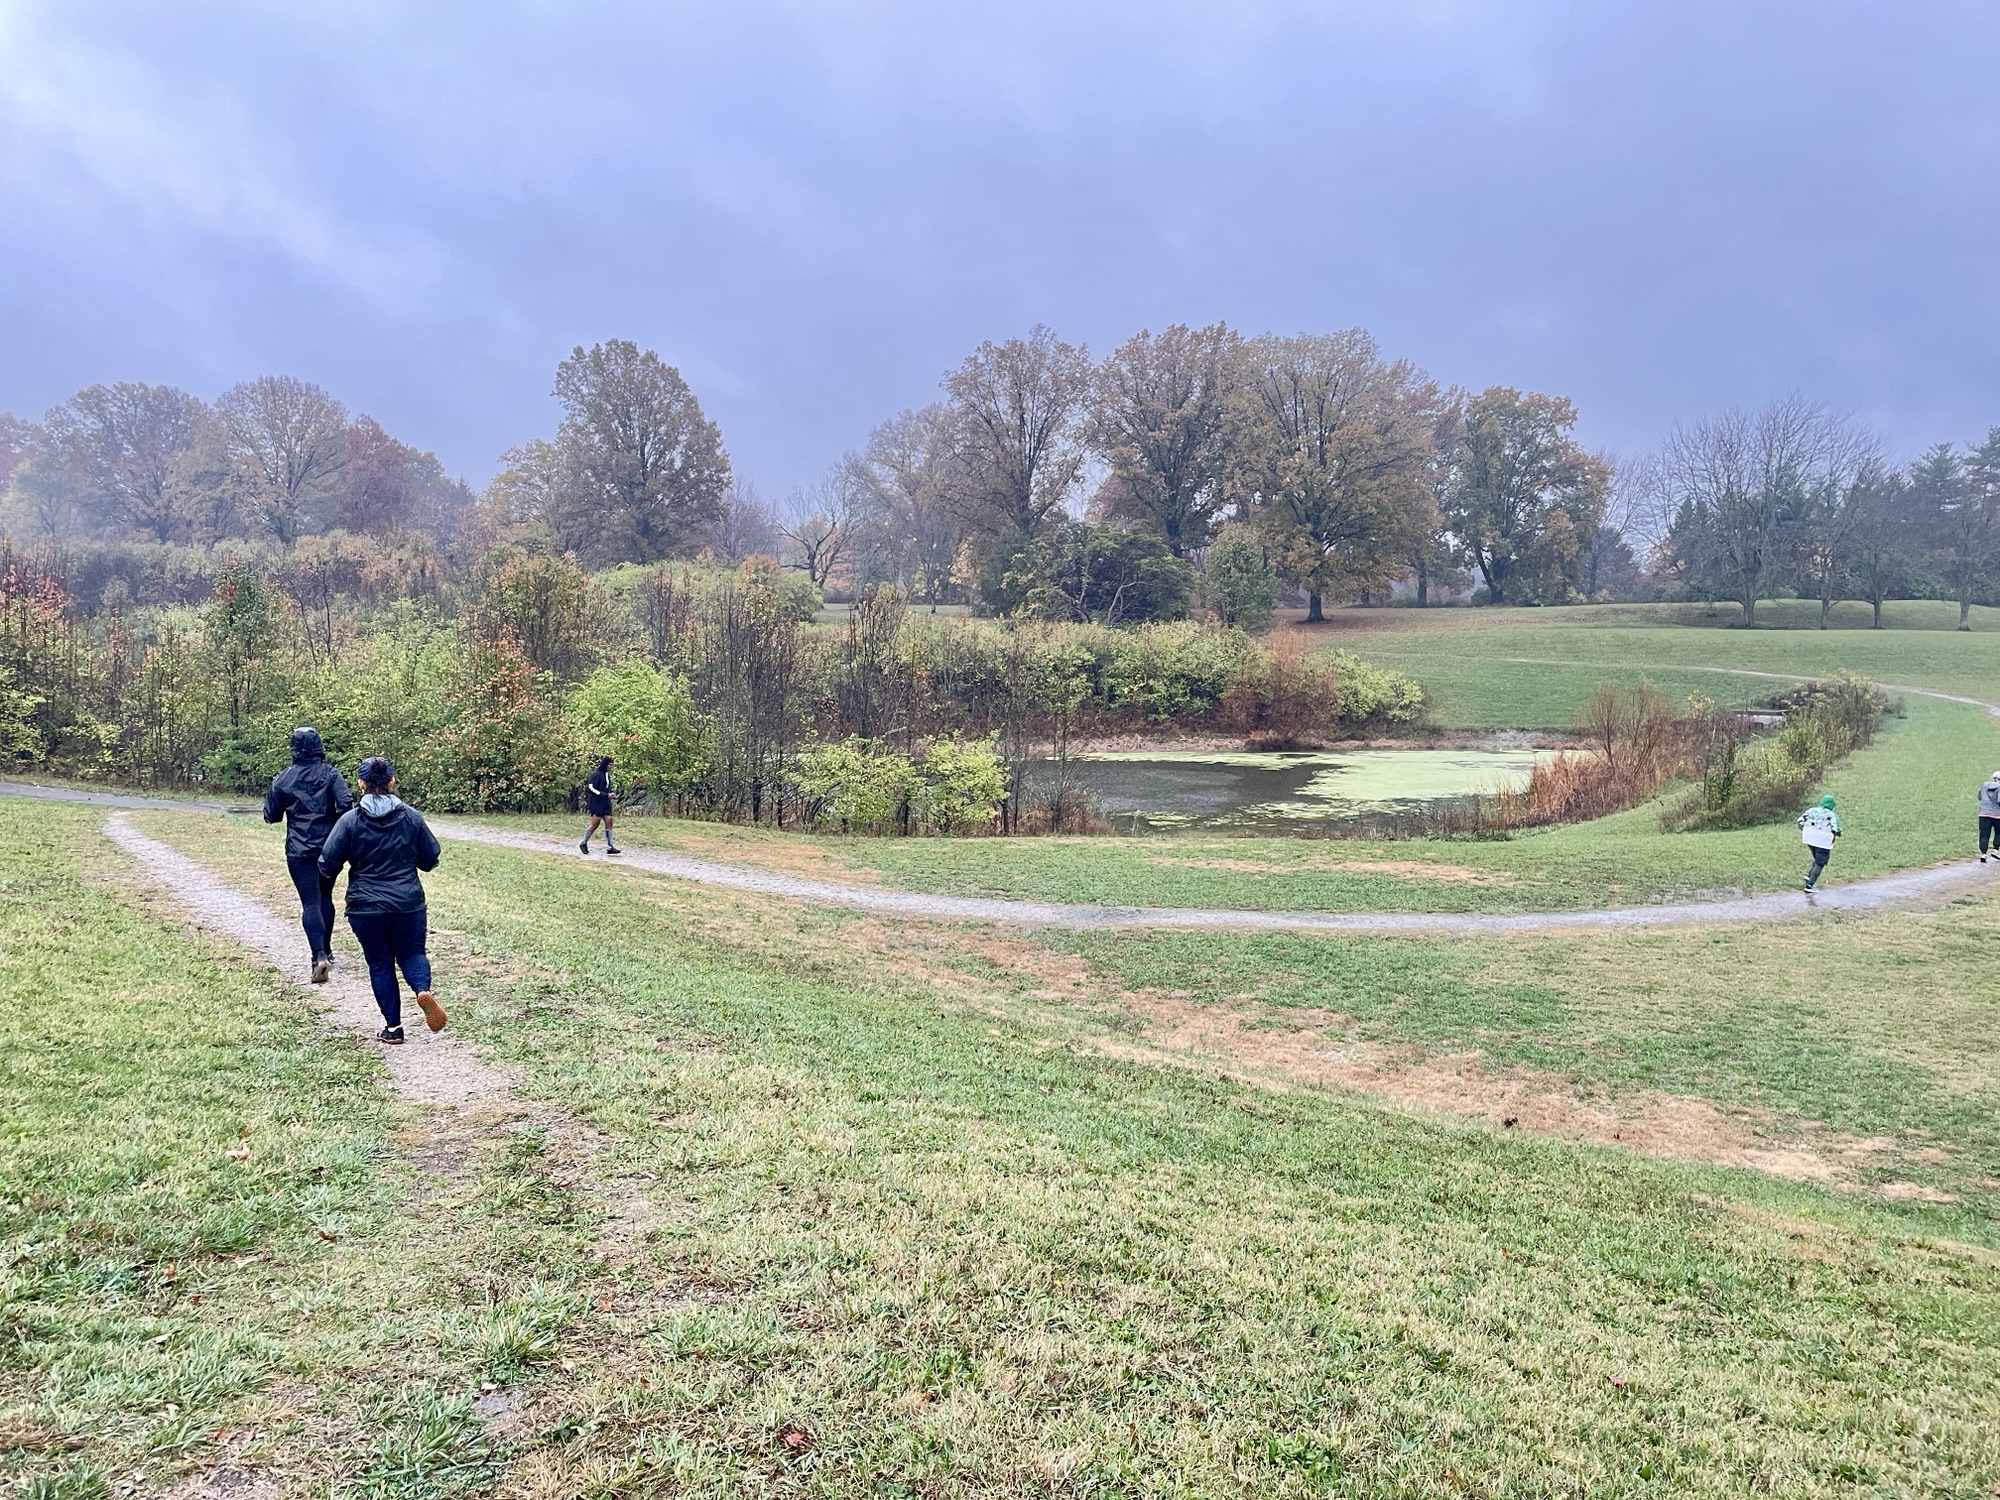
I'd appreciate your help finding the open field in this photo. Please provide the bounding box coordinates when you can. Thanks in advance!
[1288,599,2000,730]
[9,604,2000,1495]
[3,791,1996,1494]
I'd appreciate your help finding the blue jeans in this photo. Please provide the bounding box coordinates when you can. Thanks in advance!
[288,853,336,962]
[346,908,432,1029]
[1805,844,1831,887]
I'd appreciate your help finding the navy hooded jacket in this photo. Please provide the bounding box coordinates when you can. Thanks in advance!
[318,795,441,916]
[263,728,353,859]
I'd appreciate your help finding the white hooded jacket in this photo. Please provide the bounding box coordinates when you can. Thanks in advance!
[1797,805,1841,849]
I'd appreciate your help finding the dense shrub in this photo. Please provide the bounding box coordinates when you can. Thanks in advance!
[790,734,1006,835]
[1664,674,1894,831]
[567,657,709,807]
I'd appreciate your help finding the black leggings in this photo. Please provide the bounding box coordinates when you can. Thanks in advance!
[1981,816,2000,854]
[287,853,336,961]
[1805,844,1831,887]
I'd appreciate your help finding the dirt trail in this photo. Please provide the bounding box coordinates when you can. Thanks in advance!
[106,811,507,1107]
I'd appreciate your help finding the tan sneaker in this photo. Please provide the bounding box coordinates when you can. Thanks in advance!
[311,958,332,985]
[415,991,448,1032]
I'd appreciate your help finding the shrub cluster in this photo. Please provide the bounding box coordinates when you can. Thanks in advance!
[1663,674,1894,831]
[1,545,1424,834]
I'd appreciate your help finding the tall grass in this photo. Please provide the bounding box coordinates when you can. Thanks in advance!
[1430,674,1894,837]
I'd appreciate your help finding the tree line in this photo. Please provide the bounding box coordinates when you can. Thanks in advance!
[8,333,1993,629]
[1646,396,2000,629]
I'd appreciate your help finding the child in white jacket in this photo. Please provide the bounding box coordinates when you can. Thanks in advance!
[1797,794,1841,891]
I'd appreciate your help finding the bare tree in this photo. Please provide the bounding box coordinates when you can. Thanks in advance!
[1087,323,1244,556]
[1236,330,1439,622]
[216,376,349,543]
[852,405,964,607]
[704,482,783,562]
[942,325,1090,545]
[780,468,862,590]
[1792,425,1883,627]
[35,383,204,542]
[1655,396,1860,627]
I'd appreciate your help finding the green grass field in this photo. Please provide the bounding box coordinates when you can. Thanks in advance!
[9,603,2000,1495]
[3,797,1994,1494]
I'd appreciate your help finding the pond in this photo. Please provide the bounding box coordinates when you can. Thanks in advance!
[1029,747,1546,835]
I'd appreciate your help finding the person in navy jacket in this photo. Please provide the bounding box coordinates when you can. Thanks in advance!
[318,756,447,1044]
[263,726,351,984]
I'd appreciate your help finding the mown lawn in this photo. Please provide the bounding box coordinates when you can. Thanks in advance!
[110,804,2000,1496]
[488,690,2000,913]
[0,800,607,1498]
[1293,597,2000,730]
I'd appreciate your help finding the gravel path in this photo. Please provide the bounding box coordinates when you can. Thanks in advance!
[4,767,1991,934]
[434,819,1997,931]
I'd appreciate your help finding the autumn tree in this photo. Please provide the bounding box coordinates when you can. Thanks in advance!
[1440,387,1610,605]
[545,340,731,565]
[338,416,470,538]
[32,384,204,542]
[1087,323,1243,556]
[942,326,1090,549]
[0,414,36,495]
[1238,330,1437,622]
[216,376,350,543]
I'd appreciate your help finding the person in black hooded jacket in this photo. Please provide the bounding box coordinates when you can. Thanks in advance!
[318,756,447,1044]
[263,726,352,984]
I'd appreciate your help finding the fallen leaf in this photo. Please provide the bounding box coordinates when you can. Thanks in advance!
[312,1226,338,1243]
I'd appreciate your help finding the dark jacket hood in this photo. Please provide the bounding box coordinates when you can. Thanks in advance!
[290,727,325,764]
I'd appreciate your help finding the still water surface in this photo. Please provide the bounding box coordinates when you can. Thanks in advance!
[1034,748,1544,834]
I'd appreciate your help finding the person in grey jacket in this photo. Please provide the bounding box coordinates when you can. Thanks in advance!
[318,756,446,1044]
[263,726,352,984]
[1979,770,2000,863]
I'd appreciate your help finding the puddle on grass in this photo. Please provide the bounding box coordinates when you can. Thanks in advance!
[1029,748,1547,835]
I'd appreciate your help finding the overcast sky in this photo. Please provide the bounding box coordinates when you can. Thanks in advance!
[2,1,1996,494]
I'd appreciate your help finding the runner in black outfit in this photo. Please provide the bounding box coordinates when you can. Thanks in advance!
[262,726,352,985]
[580,755,621,854]
[318,756,447,1045]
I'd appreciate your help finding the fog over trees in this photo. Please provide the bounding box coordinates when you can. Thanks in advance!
[5,325,1998,631]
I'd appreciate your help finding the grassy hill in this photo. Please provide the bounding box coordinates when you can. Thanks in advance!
[7,602,2000,1495]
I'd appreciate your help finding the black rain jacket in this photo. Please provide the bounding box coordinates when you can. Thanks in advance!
[318,796,441,916]
[263,729,353,860]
